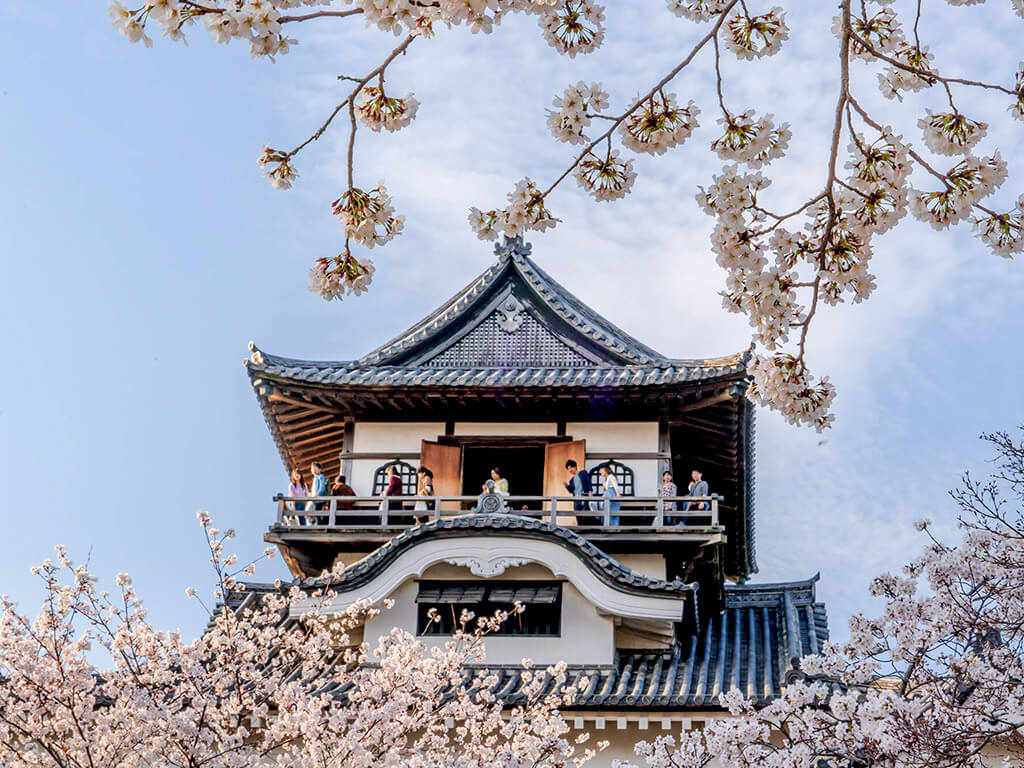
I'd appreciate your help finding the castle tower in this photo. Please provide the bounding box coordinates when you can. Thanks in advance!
[243,237,827,760]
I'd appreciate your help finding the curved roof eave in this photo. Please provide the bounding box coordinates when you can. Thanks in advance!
[292,515,698,601]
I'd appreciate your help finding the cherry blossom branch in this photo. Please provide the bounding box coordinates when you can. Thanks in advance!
[850,32,1017,97]
[540,1,738,199]
[285,33,417,164]
[280,8,364,23]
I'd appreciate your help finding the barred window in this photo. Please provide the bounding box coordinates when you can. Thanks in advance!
[589,460,635,496]
[372,460,418,496]
[416,581,562,636]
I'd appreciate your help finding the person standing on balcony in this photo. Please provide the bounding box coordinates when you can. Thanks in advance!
[660,471,678,524]
[415,467,434,513]
[379,463,403,517]
[599,465,621,525]
[308,461,329,523]
[310,461,328,499]
[490,467,509,495]
[331,474,356,510]
[683,469,709,515]
[287,467,309,524]
[565,460,597,525]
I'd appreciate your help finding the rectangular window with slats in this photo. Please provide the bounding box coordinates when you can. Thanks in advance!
[415,581,562,636]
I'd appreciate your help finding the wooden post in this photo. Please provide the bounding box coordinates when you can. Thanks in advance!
[328,497,337,527]
[602,500,611,527]
[711,496,720,526]
[380,499,389,527]
[340,421,354,482]
[654,497,664,527]
[276,496,285,524]
[547,498,558,529]
[433,497,441,522]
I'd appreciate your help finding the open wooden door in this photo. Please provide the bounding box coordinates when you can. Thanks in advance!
[421,441,462,511]
[543,439,585,521]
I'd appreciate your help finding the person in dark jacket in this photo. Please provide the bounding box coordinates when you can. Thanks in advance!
[331,474,356,510]
[565,459,599,526]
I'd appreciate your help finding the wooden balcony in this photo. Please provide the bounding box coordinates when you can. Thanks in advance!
[268,493,726,547]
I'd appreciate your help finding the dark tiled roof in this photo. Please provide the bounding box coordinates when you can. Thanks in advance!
[452,575,827,709]
[245,357,748,389]
[295,514,697,599]
[244,236,750,386]
[231,574,826,710]
[358,236,667,367]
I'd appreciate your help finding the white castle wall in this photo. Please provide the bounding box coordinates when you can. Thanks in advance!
[344,420,662,497]
[362,561,615,666]
[453,422,558,436]
[348,422,444,494]
[568,421,660,497]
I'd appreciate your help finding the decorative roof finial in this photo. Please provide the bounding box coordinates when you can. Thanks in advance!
[493,234,532,261]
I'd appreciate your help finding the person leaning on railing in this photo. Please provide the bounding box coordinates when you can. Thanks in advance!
[660,471,678,524]
[679,468,710,526]
[598,465,621,525]
[565,459,599,526]
[331,474,356,510]
[287,467,310,524]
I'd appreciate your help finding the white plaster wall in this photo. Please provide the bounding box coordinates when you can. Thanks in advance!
[454,422,558,436]
[361,563,616,665]
[614,554,666,580]
[349,458,382,496]
[352,422,445,452]
[566,422,658,452]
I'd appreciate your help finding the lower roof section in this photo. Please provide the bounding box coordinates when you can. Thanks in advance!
[229,573,826,710]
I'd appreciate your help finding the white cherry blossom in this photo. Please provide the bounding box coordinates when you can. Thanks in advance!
[619,92,700,155]
[723,7,788,60]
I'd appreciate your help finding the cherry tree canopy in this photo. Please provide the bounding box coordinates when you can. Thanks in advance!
[106,0,1023,428]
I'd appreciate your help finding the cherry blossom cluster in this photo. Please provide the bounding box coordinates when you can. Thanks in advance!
[747,353,835,431]
[539,0,606,58]
[619,92,700,155]
[909,153,1007,230]
[918,110,988,156]
[973,193,1024,258]
[665,0,732,23]
[258,145,299,189]
[109,0,301,57]
[309,251,375,300]
[355,86,419,132]
[331,183,403,247]
[618,429,1024,768]
[468,178,559,240]
[0,512,599,768]
[723,7,788,60]
[574,150,638,201]
[711,111,791,168]
[547,81,610,145]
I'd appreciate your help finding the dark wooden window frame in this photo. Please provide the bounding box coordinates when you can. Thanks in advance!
[589,459,635,496]
[371,460,419,496]
[416,580,563,637]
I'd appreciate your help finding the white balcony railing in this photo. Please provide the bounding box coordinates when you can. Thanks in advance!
[273,493,721,530]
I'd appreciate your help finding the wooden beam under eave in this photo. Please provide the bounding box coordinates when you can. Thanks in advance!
[275,408,337,428]
[675,391,737,414]
[280,418,345,442]
[268,393,343,415]
[287,427,347,449]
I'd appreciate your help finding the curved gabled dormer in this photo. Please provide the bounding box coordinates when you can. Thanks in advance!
[289,516,697,666]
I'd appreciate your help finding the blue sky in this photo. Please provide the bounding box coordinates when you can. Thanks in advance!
[1,2,1021,645]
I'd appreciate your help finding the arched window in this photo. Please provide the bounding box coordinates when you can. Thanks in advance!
[589,460,635,496]
[372,460,419,496]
